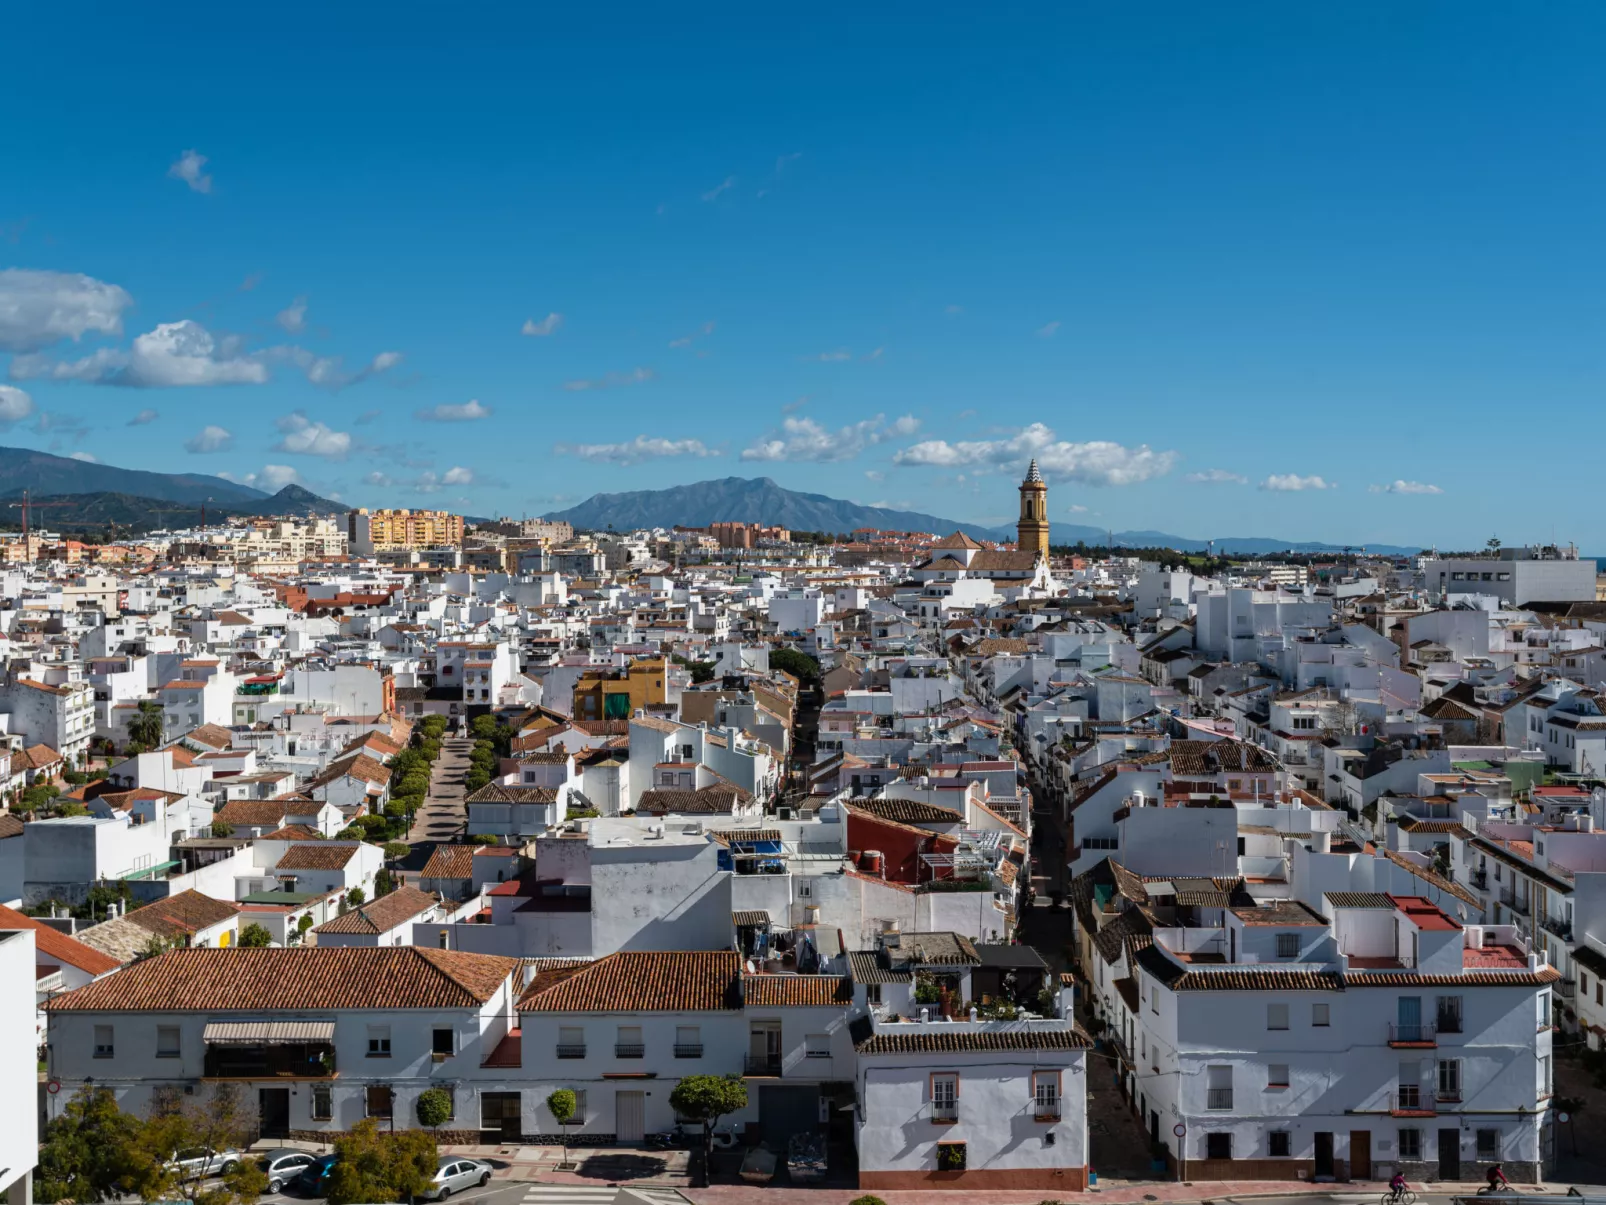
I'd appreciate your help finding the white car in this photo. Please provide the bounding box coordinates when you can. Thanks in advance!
[420,1158,491,1200]
[168,1147,244,1179]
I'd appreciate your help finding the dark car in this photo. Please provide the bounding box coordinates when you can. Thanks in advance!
[296,1154,339,1197]
[258,1149,317,1195]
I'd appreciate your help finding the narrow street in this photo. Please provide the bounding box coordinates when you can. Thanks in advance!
[402,736,474,870]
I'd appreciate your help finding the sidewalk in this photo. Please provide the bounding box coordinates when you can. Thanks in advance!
[440,1143,691,1186]
[682,1181,1587,1205]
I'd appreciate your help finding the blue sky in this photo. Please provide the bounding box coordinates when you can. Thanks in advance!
[2,3,1603,547]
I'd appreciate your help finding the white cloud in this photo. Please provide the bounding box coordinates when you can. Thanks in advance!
[9,347,129,382]
[364,470,393,487]
[0,268,133,353]
[865,470,886,483]
[1185,469,1249,485]
[741,414,921,464]
[701,176,736,202]
[127,408,158,426]
[893,422,1176,486]
[0,385,33,427]
[417,400,492,422]
[559,436,719,465]
[1370,480,1443,495]
[442,466,474,486]
[522,312,564,337]
[183,425,234,454]
[121,321,268,388]
[412,467,476,493]
[1035,320,1060,338]
[68,451,98,463]
[276,297,308,334]
[274,346,402,391]
[1260,473,1334,492]
[862,347,884,362]
[1067,504,1089,514]
[273,411,353,459]
[256,464,300,490]
[804,349,852,362]
[562,367,655,392]
[669,320,716,349]
[168,149,213,194]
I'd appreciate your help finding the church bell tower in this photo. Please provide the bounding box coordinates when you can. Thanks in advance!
[1017,458,1049,558]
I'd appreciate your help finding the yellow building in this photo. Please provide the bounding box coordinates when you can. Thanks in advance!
[1016,457,1049,557]
[573,657,670,721]
[347,508,465,553]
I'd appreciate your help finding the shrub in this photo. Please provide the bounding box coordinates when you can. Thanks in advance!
[415,1087,453,1129]
[238,923,273,947]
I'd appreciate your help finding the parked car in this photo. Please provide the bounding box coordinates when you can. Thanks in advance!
[295,1154,339,1197]
[168,1147,243,1180]
[258,1149,317,1195]
[419,1158,490,1201]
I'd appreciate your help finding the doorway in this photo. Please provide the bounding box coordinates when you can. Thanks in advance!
[1350,1130,1371,1180]
[616,1090,645,1143]
[480,1092,522,1141]
[259,1088,289,1139]
[1314,1132,1334,1178]
[1438,1129,1460,1181]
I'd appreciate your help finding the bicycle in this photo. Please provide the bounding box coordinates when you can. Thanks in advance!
[1381,1190,1417,1205]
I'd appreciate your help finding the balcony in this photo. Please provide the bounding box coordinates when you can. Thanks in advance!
[1556,977,1577,1000]
[203,1043,335,1080]
[1541,914,1573,941]
[1034,1099,1062,1121]
[555,1044,586,1059]
[1435,1089,1462,1107]
[1206,1088,1234,1111]
[673,1044,704,1058]
[1388,1023,1437,1047]
[1390,1087,1433,1116]
[745,1054,782,1076]
[1500,888,1531,917]
[1470,869,1489,890]
[931,1102,958,1123]
[614,1043,645,1059]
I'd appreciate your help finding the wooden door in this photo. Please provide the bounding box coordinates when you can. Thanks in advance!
[615,1090,646,1142]
[1350,1130,1371,1180]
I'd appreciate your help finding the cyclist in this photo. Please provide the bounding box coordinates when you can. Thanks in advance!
[1486,1163,1511,1193]
[1389,1171,1410,1202]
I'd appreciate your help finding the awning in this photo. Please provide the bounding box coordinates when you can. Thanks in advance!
[203,1020,336,1045]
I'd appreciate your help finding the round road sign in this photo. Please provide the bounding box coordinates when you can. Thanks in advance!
[1173,1123,1186,1138]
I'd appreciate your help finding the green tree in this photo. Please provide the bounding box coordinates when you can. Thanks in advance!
[546,1089,577,1168]
[415,1087,453,1129]
[346,886,367,907]
[55,801,89,817]
[237,923,273,948]
[127,699,165,750]
[769,648,821,685]
[210,820,234,838]
[36,1086,144,1203]
[135,1083,265,1205]
[373,867,395,898]
[383,841,412,862]
[668,1074,747,1185]
[324,1118,438,1205]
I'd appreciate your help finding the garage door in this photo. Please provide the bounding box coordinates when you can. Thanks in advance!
[615,1090,645,1142]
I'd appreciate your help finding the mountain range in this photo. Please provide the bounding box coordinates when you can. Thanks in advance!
[0,445,344,533]
[548,476,1425,556]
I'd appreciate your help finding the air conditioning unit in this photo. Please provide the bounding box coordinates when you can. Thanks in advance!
[799,808,815,821]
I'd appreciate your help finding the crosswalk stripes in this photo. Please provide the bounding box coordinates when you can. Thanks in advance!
[519,1186,690,1205]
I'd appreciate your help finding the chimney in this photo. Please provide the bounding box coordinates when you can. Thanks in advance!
[1311,830,1332,854]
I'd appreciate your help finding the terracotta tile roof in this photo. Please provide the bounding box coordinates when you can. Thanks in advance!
[711,830,782,847]
[310,752,390,788]
[742,975,853,1006]
[421,845,475,880]
[848,950,913,985]
[183,724,235,751]
[312,886,440,935]
[338,732,403,760]
[467,783,557,804]
[124,889,240,938]
[570,719,630,737]
[518,950,742,1012]
[14,744,62,771]
[1382,849,1482,907]
[637,785,747,815]
[1325,892,1396,909]
[852,798,961,824]
[215,799,292,827]
[0,814,23,839]
[854,1026,1089,1053]
[45,945,517,1011]
[275,842,360,871]
[0,903,122,975]
[1136,945,1344,991]
[481,1027,522,1068]
[261,824,320,841]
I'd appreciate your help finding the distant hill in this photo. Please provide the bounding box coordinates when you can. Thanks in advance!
[0,485,345,535]
[547,476,1426,556]
[0,444,267,505]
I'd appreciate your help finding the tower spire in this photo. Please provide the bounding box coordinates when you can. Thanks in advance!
[1017,459,1049,559]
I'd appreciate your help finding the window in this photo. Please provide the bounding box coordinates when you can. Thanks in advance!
[931,1073,958,1121]
[1206,1133,1233,1160]
[1437,995,1463,1035]
[156,1025,180,1058]
[1399,1128,1422,1159]
[1540,1054,1552,1096]
[1437,1059,1462,1102]
[366,1085,393,1118]
[866,983,882,1005]
[94,1025,114,1058]
[1032,1071,1060,1118]
[616,1025,644,1058]
[431,1028,454,1057]
[1207,1065,1233,1110]
[1267,1003,1289,1030]
[367,1025,391,1057]
[558,1026,585,1058]
[936,1141,967,1171]
[804,1034,831,1059]
[311,1084,332,1121]
[1269,1130,1291,1157]
[1268,1063,1290,1088]
[1477,1129,1499,1160]
[1539,992,1551,1026]
[675,1026,702,1058]
[1312,1003,1330,1027]
[565,1090,587,1123]
[1275,934,1300,959]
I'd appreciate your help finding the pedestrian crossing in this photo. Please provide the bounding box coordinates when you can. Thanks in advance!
[518,1186,689,1205]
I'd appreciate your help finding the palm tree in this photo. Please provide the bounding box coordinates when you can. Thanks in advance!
[128,699,164,750]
